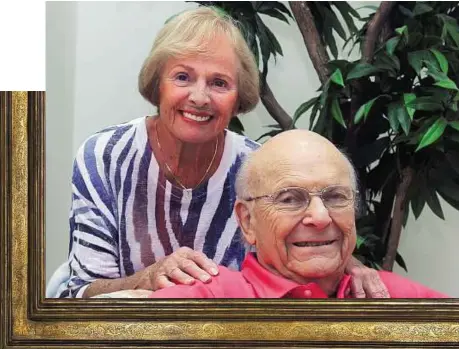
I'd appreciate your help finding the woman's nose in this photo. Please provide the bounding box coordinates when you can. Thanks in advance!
[188,82,210,106]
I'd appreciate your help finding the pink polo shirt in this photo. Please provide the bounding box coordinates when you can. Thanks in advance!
[149,253,449,298]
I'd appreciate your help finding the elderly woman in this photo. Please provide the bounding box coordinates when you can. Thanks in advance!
[149,130,448,299]
[56,7,386,298]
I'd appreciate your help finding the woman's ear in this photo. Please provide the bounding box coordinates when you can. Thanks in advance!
[234,199,256,246]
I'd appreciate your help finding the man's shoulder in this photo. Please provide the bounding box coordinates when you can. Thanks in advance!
[378,271,449,298]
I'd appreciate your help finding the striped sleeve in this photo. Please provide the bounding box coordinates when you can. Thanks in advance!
[59,132,121,298]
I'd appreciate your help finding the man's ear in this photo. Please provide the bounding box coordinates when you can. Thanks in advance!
[234,199,256,245]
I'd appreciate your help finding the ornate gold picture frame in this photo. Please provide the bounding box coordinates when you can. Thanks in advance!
[1,91,459,348]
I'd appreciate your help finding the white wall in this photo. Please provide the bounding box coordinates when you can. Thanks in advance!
[46,1,459,296]
[393,199,459,297]
[46,1,77,283]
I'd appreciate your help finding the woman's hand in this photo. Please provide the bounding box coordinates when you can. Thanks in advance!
[138,247,219,291]
[346,256,390,298]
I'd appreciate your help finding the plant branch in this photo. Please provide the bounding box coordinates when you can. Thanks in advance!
[382,166,415,271]
[362,1,396,63]
[260,81,293,130]
[289,1,330,84]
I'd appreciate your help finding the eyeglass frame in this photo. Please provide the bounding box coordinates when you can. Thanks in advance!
[243,185,358,211]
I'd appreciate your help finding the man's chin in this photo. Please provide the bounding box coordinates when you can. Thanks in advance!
[287,260,344,280]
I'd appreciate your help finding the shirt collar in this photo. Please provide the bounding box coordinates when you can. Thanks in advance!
[241,253,352,298]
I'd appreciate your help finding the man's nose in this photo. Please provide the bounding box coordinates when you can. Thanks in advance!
[301,196,332,231]
[188,81,210,106]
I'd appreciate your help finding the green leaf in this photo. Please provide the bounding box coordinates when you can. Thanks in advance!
[407,50,427,75]
[407,51,424,75]
[355,5,379,11]
[313,106,328,134]
[376,54,400,73]
[354,97,378,124]
[255,15,271,81]
[444,21,459,48]
[262,19,284,56]
[228,116,245,135]
[407,32,423,48]
[330,68,344,87]
[395,252,408,273]
[319,80,330,108]
[426,69,448,83]
[438,188,459,212]
[323,18,339,59]
[249,33,260,67]
[415,117,448,152]
[434,79,459,90]
[395,101,411,135]
[257,2,293,18]
[425,187,445,220]
[386,36,401,55]
[395,252,408,272]
[323,5,347,41]
[445,151,459,175]
[309,101,321,130]
[449,121,459,131]
[412,3,433,16]
[356,235,366,249]
[407,97,443,111]
[387,54,401,71]
[293,97,319,124]
[430,49,448,74]
[411,191,426,219]
[402,199,410,228]
[387,102,400,132]
[403,93,416,120]
[255,129,282,142]
[398,5,413,18]
[330,97,346,129]
[333,2,359,34]
[346,63,381,80]
[353,137,389,168]
[257,8,290,23]
[395,25,408,36]
[333,1,360,19]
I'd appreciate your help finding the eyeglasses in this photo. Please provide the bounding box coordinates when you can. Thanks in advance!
[244,185,356,212]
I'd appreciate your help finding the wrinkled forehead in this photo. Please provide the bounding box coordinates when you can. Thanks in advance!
[253,143,352,192]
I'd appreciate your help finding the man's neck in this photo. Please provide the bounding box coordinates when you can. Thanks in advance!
[257,256,345,297]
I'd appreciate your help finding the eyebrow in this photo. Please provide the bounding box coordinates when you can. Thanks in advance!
[171,64,235,82]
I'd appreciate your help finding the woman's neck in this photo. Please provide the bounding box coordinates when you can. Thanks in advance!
[147,116,224,189]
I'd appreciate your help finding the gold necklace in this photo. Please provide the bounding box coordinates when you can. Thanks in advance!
[155,121,219,190]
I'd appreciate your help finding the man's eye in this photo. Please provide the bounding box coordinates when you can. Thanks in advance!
[212,79,227,88]
[276,191,303,205]
[324,191,348,202]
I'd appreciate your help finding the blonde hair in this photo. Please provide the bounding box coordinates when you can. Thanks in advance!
[138,7,260,114]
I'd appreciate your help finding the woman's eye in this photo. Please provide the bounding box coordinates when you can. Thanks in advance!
[175,73,189,82]
[212,79,227,88]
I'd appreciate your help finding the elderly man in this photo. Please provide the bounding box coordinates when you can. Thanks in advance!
[149,130,447,298]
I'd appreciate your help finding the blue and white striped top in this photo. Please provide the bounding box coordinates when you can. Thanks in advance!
[59,116,259,298]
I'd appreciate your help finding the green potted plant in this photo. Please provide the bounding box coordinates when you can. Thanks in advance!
[194,1,459,272]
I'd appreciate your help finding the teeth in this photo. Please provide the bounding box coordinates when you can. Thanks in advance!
[293,241,334,247]
[183,112,211,122]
